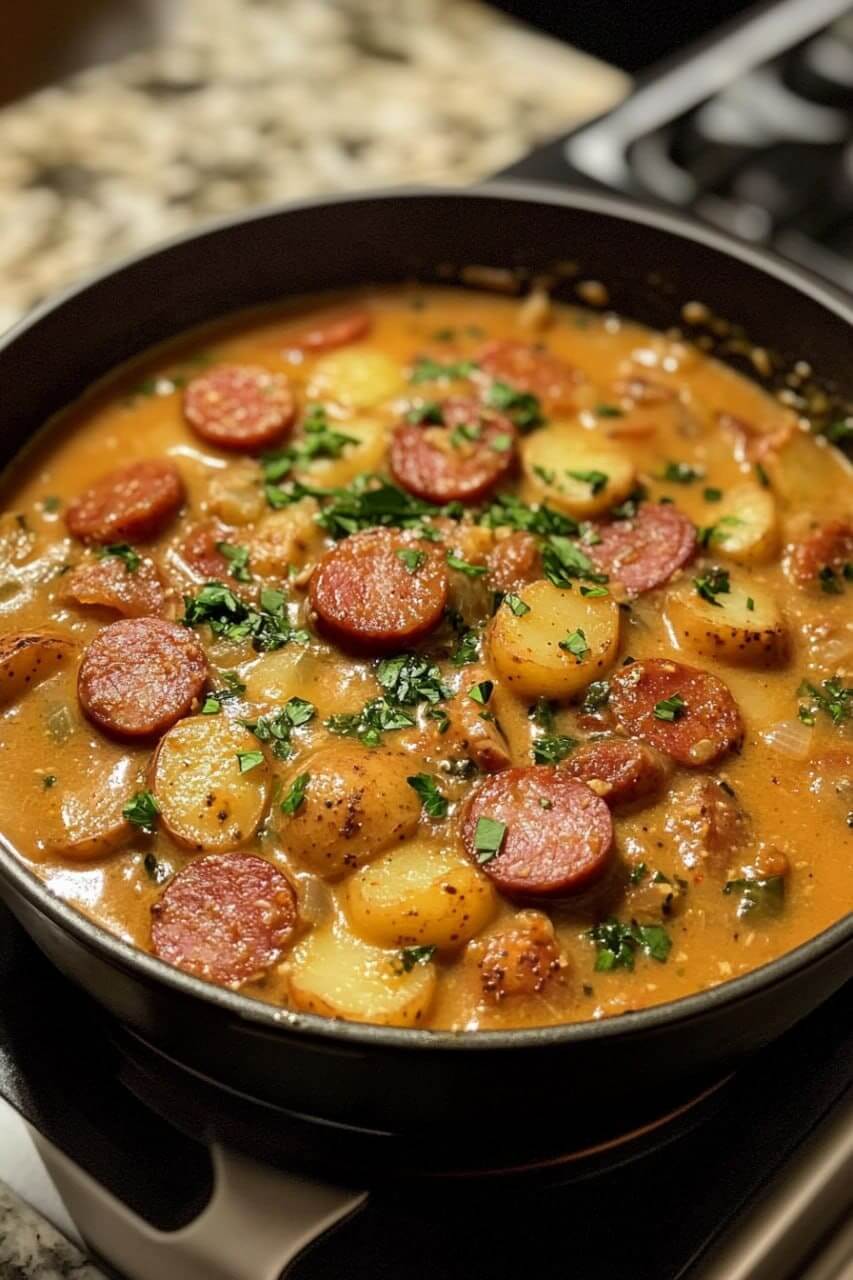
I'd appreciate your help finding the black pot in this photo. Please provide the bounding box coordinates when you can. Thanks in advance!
[0,184,851,1146]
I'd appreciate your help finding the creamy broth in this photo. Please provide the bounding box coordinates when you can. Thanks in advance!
[0,285,850,1030]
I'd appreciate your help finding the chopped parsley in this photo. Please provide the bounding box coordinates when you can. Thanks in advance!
[217,542,252,583]
[529,698,556,730]
[490,433,513,453]
[479,492,578,537]
[42,774,57,789]
[485,381,544,431]
[395,945,437,973]
[96,543,141,573]
[406,401,444,425]
[659,461,703,484]
[532,464,556,486]
[182,582,308,652]
[723,875,785,918]
[377,653,449,706]
[755,461,770,488]
[41,496,62,513]
[326,699,415,747]
[580,583,609,598]
[473,816,507,864]
[143,852,170,885]
[261,406,357,485]
[746,596,755,611]
[610,485,648,520]
[567,469,608,497]
[797,677,852,727]
[532,735,576,764]
[589,918,672,971]
[581,680,611,714]
[594,404,623,418]
[694,566,731,606]
[446,552,487,577]
[123,790,160,832]
[450,626,481,666]
[504,593,531,617]
[406,773,449,819]
[201,670,247,715]
[410,357,478,383]
[314,476,445,539]
[468,680,493,705]
[542,535,607,589]
[826,419,853,445]
[698,515,744,549]
[236,750,264,774]
[703,487,723,503]
[426,706,451,734]
[818,565,849,595]
[280,772,310,815]
[559,628,589,662]
[654,693,686,722]
[629,862,648,885]
[243,697,316,759]
[397,547,427,574]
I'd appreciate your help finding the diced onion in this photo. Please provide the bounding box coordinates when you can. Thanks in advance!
[761,718,813,760]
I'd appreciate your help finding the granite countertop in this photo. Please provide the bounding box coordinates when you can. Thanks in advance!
[0,2,625,1274]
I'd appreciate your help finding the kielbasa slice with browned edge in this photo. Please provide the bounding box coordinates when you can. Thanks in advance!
[62,555,166,619]
[390,398,517,504]
[151,853,298,988]
[787,520,853,588]
[462,766,613,897]
[66,460,185,545]
[563,737,672,808]
[588,503,696,596]
[78,617,208,738]
[284,309,371,352]
[183,365,295,452]
[178,522,235,582]
[486,532,543,594]
[476,339,579,411]
[309,528,448,654]
[610,658,744,767]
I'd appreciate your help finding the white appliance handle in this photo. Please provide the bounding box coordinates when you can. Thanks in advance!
[31,1128,367,1280]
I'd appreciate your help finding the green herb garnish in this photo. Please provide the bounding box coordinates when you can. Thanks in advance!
[243,698,315,759]
[96,543,141,573]
[473,816,507,864]
[395,945,437,973]
[217,542,252,583]
[485,381,544,431]
[580,680,611,714]
[659,461,703,484]
[182,582,308,652]
[468,680,494,705]
[236,750,264,774]
[504,593,531,616]
[123,790,160,832]
[567,469,608,496]
[532,735,576,764]
[559,628,589,662]
[797,677,852,727]
[377,653,449,706]
[694,566,731,606]
[723,875,785,918]
[406,773,449,819]
[397,547,427,574]
[446,552,487,577]
[589,918,672,971]
[280,772,310,815]
[654,693,686,722]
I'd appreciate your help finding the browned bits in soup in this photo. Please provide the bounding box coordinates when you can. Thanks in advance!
[0,284,850,1033]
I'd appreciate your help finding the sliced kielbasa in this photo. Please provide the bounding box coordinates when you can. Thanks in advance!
[284,309,371,352]
[563,737,672,808]
[390,398,517,504]
[66,460,185,545]
[151,853,298,988]
[309,528,448,653]
[62,555,165,618]
[462,766,613,897]
[178,522,235,582]
[476,339,579,410]
[486,532,542,594]
[184,365,295,452]
[665,776,749,875]
[78,617,208,738]
[588,503,696,596]
[787,520,853,588]
[609,658,744,767]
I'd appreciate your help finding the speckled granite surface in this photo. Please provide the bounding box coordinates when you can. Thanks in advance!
[0,0,626,332]
[0,3,625,1273]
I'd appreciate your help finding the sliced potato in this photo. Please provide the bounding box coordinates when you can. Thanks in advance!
[243,646,308,704]
[307,349,403,409]
[293,417,389,488]
[522,426,636,517]
[665,574,789,666]
[206,460,265,526]
[245,499,319,577]
[42,758,135,861]
[277,744,420,878]
[288,920,436,1026]
[488,578,620,699]
[152,715,270,851]
[0,630,74,708]
[708,483,779,564]
[345,839,496,950]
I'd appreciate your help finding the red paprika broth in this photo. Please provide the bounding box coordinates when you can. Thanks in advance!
[0,286,850,1031]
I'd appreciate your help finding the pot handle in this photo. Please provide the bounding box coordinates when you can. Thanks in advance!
[31,1129,367,1280]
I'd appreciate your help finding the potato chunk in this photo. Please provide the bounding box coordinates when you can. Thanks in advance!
[245,499,319,578]
[708,483,779,564]
[242,646,308,705]
[278,744,420,877]
[522,427,636,517]
[488,578,620,699]
[345,839,496,950]
[666,573,789,666]
[288,921,436,1026]
[152,715,270,851]
[307,349,403,409]
[42,756,135,862]
[293,417,388,489]
[0,630,73,707]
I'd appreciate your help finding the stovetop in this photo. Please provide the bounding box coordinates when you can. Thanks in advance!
[0,901,850,1279]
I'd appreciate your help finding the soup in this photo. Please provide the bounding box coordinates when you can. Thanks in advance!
[0,286,850,1030]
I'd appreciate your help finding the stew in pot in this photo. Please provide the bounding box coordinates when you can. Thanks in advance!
[0,285,850,1030]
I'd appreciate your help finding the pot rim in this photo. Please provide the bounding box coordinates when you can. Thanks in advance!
[0,179,850,1054]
